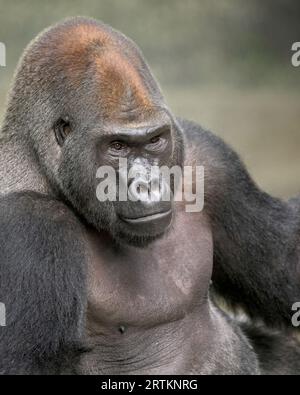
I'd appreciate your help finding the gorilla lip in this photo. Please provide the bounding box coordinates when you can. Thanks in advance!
[121,209,172,225]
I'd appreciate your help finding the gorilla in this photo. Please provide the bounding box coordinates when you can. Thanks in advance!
[0,17,299,375]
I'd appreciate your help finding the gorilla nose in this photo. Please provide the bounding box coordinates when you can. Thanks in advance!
[128,176,167,205]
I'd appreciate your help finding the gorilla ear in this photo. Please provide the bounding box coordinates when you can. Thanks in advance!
[54,117,72,146]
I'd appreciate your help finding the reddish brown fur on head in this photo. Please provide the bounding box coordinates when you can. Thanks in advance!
[29,18,162,123]
[94,49,154,120]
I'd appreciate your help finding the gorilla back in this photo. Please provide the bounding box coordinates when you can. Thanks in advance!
[0,17,299,375]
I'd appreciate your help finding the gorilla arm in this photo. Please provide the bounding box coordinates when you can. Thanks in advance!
[0,192,87,374]
[180,118,300,328]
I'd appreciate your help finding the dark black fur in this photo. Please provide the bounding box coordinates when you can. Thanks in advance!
[243,323,300,375]
[0,192,87,374]
[181,119,300,327]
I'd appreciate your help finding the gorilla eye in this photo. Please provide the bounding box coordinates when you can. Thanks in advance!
[110,141,126,151]
[54,118,72,146]
[150,135,161,144]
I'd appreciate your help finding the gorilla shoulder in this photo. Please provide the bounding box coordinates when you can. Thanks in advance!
[0,192,86,374]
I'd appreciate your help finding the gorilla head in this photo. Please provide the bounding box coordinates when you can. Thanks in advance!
[6,17,184,246]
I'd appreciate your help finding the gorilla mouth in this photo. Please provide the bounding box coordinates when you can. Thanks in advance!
[121,209,172,225]
[118,209,173,243]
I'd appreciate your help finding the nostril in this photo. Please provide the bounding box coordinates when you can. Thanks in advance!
[137,182,148,195]
[149,176,161,202]
[128,179,150,202]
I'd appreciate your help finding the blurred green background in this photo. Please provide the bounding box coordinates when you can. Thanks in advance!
[0,0,299,197]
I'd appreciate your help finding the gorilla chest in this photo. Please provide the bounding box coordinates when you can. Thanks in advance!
[86,211,213,329]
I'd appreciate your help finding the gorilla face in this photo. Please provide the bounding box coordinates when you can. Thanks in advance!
[56,111,184,247]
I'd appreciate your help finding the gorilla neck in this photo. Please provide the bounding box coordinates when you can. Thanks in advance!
[80,208,255,374]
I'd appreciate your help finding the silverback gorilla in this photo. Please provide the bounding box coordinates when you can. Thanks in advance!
[0,17,300,375]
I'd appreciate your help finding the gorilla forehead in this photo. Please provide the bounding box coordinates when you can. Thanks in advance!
[25,17,164,123]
